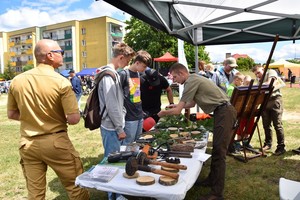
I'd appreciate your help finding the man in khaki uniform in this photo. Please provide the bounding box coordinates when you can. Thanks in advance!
[7,39,89,200]
[252,65,286,155]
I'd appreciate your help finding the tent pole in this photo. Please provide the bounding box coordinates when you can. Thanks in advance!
[194,29,200,113]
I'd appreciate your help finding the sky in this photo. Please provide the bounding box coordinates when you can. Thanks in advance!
[0,0,299,64]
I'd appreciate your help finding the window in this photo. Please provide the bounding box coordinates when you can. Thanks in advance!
[82,40,86,46]
[82,63,87,68]
[65,40,72,46]
[82,51,87,57]
[81,28,86,35]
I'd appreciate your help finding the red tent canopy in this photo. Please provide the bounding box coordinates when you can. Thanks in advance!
[154,52,178,62]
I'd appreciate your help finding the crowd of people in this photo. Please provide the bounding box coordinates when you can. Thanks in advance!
[6,39,292,200]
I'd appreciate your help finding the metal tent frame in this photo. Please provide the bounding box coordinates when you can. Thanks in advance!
[103,0,300,46]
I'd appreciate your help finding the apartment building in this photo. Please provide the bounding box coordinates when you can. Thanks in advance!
[0,16,124,75]
[1,27,37,74]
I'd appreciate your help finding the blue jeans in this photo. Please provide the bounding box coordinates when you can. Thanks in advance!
[100,127,125,200]
[122,119,143,145]
[75,93,82,110]
[100,127,122,157]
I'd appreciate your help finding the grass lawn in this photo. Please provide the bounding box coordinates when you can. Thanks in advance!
[0,83,299,200]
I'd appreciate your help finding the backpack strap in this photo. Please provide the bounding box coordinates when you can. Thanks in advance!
[94,68,117,118]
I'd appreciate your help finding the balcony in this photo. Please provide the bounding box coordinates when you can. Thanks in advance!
[111,32,123,38]
[9,52,16,57]
[65,45,72,50]
[9,42,15,47]
[64,57,73,62]
[26,49,33,54]
[25,38,32,44]
[27,60,34,65]
[65,33,72,39]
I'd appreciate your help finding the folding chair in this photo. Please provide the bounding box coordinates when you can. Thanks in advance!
[279,177,300,200]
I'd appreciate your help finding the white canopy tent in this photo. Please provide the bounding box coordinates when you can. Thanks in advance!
[103,0,300,46]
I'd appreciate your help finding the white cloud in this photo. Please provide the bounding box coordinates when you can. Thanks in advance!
[206,42,300,64]
[0,7,54,31]
[273,43,300,61]
[0,0,125,31]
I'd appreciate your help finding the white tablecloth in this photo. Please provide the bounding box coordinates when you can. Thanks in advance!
[76,133,210,200]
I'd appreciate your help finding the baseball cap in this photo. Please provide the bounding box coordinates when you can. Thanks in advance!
[145,69,160,86]
[226,57,238,68]
[68,69,75,74]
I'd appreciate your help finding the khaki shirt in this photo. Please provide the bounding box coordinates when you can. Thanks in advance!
[180,74,229,113]
[263,69,283,97]
[7,64,78,137]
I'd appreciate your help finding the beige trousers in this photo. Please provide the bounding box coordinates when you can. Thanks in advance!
[19,132,89,200]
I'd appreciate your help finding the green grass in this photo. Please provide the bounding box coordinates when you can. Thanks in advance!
[0,84,300,200]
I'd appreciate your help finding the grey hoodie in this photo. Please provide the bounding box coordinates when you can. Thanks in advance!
[98,67,126,134]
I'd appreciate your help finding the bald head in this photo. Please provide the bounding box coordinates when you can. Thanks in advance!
[34,39,63,68]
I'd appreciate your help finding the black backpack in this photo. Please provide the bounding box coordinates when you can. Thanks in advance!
[83,68,116,130]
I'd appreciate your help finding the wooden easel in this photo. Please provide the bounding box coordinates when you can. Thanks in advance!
[229,34,279,162]
[229,80,274,162]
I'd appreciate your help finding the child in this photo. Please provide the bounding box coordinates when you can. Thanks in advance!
[236,74,255,149]
[226,72,244,97]
[243,75,252,86]
[118,50,152,145]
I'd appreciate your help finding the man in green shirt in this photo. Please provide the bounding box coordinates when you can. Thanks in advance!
[252,65,286,155]
[158,63,237,200]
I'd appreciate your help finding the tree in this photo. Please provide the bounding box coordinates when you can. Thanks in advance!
[23,64,34,72]
[2,62,16,80]
[287,59,300,64]
[236,57,256,71]
[124,17,210,69]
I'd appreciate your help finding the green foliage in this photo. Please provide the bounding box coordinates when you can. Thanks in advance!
[195,118,214,131]
[22,64,34,72]
[155,114,187,129]
[2,63,16,80]
[287,59,300,64]
[124,17,210,68]
[236,57,256,71]
[151,129,172,147]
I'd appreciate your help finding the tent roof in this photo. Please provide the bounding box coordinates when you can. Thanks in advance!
[269,59,300,68]
[76,68,99,76]
[154,52,178,62]
[59,69,70,77]
[103,0,300,45]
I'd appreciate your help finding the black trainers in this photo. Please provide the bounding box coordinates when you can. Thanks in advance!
[292,147,300,154]
[274,148,286,156]
[227,144,241,154]
[242,141,253,149]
